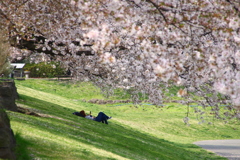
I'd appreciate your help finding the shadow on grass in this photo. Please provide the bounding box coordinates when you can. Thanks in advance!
[14,132,32,160]
[13,94,225,160]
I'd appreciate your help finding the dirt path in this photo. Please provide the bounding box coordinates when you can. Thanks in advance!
[194,140,240,160]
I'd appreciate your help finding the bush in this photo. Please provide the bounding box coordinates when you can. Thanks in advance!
[24,62,65,78]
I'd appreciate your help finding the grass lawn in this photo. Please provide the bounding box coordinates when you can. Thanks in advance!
[7,79,240,160]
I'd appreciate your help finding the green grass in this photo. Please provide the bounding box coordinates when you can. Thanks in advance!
[7,79,240,160]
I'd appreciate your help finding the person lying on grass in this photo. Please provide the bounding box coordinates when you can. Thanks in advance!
[73,110,112,124]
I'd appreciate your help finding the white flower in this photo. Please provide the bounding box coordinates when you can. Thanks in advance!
[208,55,216,62]
[123,79,128,83]
[137,78,142,82]
[70,0,75,5]
[85,29,99,39]
[195,51,202,59]
[121,67,126,71]
[154,65,166,74]
[229,18,239,29]
[134,0,141,4]
[213,82,229,95]
[231,93,240,107]
[233,34,240,42]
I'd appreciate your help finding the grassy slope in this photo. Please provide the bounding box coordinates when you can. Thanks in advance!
[7,79,240,160]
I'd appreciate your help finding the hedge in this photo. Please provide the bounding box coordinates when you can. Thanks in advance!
[24,62,65,78]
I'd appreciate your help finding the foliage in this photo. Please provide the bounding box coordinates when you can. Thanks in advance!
[1,0,240,117]
[9,79,240,159]
[24,62,65,78]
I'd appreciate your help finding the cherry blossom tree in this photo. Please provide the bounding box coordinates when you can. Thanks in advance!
[1,0,240,120]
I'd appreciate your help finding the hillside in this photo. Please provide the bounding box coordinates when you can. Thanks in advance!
[7,79,240,160]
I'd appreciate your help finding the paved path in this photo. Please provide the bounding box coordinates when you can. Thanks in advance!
[194,140,240,160]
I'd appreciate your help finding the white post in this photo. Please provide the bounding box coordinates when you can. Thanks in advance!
[24,71,30,79]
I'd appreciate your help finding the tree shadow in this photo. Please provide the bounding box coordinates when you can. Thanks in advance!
[14,132,32,160]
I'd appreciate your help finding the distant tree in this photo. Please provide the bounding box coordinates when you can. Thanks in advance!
[1,0,240,120]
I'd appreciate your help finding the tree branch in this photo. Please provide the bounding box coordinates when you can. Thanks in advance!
[225,0,240,13]
[145,0,168,23]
